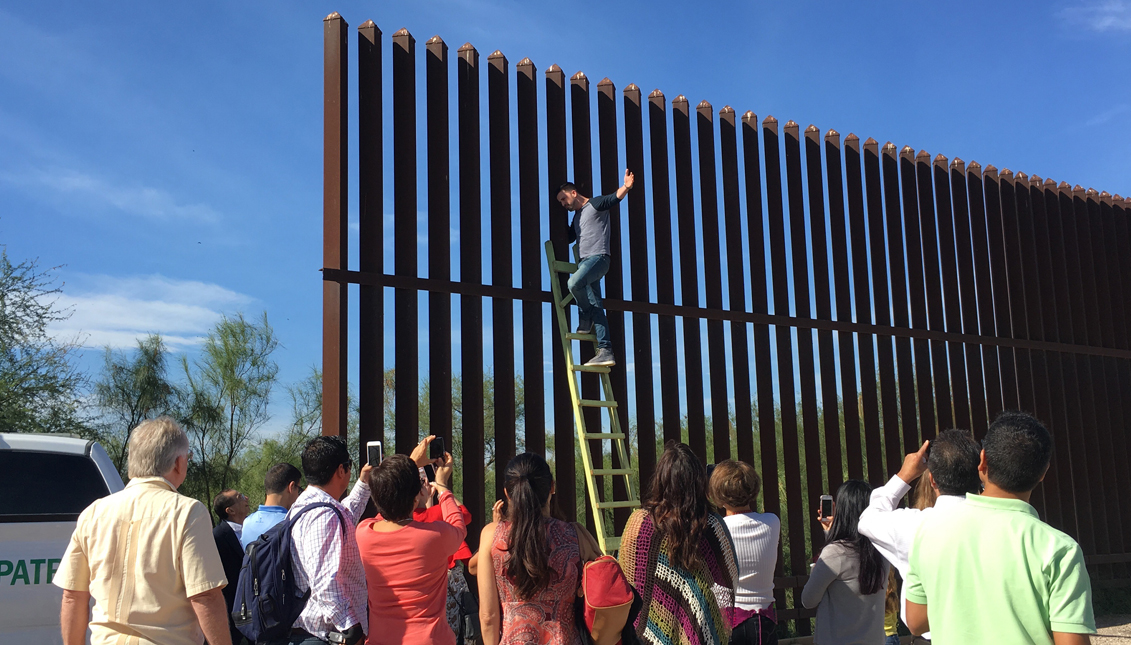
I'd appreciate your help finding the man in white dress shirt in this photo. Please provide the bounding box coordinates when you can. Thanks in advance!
[858,429,982,643]
[287,435,373,645]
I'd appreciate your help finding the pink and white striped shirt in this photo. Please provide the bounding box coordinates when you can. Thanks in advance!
[288,479,371,641]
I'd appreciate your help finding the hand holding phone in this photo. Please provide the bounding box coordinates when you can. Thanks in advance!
[429,436,446,461]
[411,435,436,466]
[818,495,834,532]
[366,441,383,467]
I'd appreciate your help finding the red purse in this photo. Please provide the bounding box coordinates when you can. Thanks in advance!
[579,555,637,645]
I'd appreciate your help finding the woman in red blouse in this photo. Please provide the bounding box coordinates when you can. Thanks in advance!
[357,449,466,645]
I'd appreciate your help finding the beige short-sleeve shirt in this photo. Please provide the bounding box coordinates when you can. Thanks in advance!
[54,477,228,645]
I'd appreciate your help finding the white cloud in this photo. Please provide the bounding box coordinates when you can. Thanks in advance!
[1060,1,1131,32]
[0,167,220,223]
[50,274,254,351]
[1085,104,1130,126]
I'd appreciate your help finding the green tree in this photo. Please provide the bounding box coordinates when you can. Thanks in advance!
[94,333,177,476]
[232,366,363,508]
[180,313,278,507]
[0,251,91,435]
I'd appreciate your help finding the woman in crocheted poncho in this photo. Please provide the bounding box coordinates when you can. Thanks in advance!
[618,441,739,645]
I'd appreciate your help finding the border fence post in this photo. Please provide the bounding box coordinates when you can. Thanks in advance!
[857,137,889,482]
[357,20,383,465]
[322,12,348,439]
[458,41,486,548]
[488,49,516,503]
[392,28,419,455]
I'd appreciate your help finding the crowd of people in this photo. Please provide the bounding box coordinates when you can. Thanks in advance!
[53,409,1095,645]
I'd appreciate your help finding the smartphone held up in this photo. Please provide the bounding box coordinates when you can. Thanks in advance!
[366,441,383,467]
[819,494,834,519]
[430,436,446,461]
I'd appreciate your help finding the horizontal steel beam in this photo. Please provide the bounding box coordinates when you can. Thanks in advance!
[321,267,1131,360]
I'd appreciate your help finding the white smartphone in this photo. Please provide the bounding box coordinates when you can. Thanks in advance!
[366,441,383,467]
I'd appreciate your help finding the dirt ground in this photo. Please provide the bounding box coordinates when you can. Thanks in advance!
[1097,615,1131,643]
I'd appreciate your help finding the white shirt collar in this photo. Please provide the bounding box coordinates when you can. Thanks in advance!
[934,493,968,510]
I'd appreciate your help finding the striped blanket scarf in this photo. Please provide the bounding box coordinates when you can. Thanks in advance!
[618,508,738,645]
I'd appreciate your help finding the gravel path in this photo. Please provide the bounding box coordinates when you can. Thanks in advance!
[1097,615,1131,643]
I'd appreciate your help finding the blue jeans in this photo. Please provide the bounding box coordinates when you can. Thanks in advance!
[885,635,901,645]
[730,613,778,645]
[567,254,611,350]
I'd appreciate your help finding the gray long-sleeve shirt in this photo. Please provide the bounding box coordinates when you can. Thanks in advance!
[568,193,621,259]
[801,541,889,645]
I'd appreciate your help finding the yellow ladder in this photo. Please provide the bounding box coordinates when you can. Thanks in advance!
[544,241,640,554]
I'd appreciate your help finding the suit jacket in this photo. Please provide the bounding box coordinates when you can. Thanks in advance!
[213,521,245,644]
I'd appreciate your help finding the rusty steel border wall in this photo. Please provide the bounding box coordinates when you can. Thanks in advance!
[320,12,1131,629]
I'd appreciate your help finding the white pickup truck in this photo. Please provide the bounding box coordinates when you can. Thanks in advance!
[0,433,124,644]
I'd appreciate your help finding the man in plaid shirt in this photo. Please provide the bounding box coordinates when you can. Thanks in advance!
[286,436,372,645]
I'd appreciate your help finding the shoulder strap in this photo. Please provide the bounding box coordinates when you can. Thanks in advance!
[290,501,348,540]
[569,521,587,586]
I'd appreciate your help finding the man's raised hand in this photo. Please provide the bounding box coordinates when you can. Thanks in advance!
[897,439,930,485]
[623,168,635,190]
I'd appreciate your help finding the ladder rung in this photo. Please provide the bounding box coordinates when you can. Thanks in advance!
[571,364,611,373]
[592,467,633,476]
[559,293,574,307]
[579,399,618,408]
[551,261,578,274]
[565,332,597,341]
[582,432,626,440]
[596,500,640,509]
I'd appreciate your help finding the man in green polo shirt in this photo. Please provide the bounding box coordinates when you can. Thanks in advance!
[905,411,1095,644]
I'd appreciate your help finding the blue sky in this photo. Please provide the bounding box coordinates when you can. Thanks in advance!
[2,0,1128,436]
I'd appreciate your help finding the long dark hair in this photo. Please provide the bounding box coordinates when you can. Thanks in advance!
[643,441,710,571]
[826,479,886,595]
[502,453,555,600]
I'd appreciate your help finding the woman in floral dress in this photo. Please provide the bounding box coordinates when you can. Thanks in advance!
[477,452,600,645]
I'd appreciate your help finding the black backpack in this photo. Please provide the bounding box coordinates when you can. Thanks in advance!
[231,502,345,643]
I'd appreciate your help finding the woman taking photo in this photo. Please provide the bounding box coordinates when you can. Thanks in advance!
[619,441,739,645]
[477,452,601,645]
[357,440,467,645]
[801,479,889,645]
[709,460,780,645]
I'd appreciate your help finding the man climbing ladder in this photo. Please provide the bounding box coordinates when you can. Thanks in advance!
[555,168,635,367]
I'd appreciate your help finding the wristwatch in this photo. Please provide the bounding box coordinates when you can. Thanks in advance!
[330,624,365,645]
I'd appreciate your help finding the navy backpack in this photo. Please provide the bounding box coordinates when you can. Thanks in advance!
[231,502,346,643]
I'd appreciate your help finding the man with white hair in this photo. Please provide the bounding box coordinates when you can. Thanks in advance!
[54,416,232,645]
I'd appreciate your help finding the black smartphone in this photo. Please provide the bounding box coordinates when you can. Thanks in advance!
[423,464,436,482]
[366,441,382,467]
[430,437,445,460]
[820,495,834,518]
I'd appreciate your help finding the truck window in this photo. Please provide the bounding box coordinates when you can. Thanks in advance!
[0,452,111,522]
